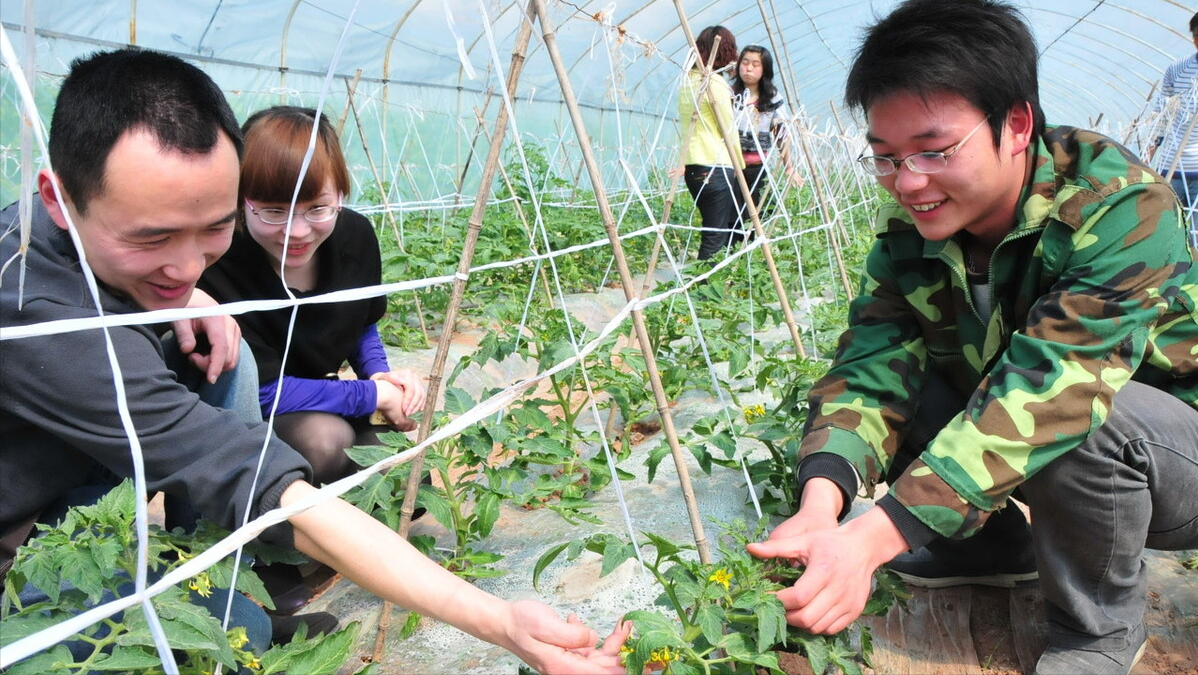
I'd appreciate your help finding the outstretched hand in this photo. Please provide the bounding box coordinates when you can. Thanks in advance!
[502,601,630,674]
[747,507,907,635]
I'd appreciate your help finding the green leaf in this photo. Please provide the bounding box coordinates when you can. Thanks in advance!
[645,443,671,484]
[416,486,454,531]
[206,560,275,611]
[600,541,636,578]
[345,443,398,468]
[799,635,830,675]
[90,645,163,670]
[667,660,701,675]
[695,603,726,646]
[399,611,422,640]
[120,593,238,668]
[443,387,476,415]
[261,621,359,675]
[473,491,501,538]
[532,542,571,591]
[716,631,753,659]
[640,531,683,562]
[2,645,75,675]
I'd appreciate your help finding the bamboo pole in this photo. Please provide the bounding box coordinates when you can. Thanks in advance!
[673,2,806,360]
[599,39,714,442]
[371,2,537,661]
[456,86,496,206]
[755,0,853,303]
[336,70,362,138]
[532,0,711,563]
[494,152,557,309]
[345,81,431,344]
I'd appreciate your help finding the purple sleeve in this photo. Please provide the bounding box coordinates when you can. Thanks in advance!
[259,376,378,418]
[350,324,390,379]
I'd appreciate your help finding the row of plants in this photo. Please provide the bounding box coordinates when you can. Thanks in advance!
[0,145,882,673]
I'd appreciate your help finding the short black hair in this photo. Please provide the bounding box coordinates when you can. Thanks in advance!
[844,0,1045,147]
[48,48,243,215]
[1189,11,1198,34]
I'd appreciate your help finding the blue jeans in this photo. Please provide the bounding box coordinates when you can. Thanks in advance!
[15,337,272,663]
[1168,172,1198,247]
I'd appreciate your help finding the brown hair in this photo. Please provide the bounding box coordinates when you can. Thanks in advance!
[695,26,738,71]
[239,106,350,203]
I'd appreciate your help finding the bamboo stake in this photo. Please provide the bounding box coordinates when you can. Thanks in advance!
[755,0,853,302]
[371,0,537,662]
[494,153,556,309]
[345,81,431,344]
[455,86,496,206]
[599,38,714,441]
[336,70,362,138]
[673,2,806,360]
[532,0,711,562]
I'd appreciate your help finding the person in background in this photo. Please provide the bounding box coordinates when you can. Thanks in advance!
[678,25,744,260]
[730,44,798,230]
[200,106,425,486]
[1151,11,1198,243]
[746,2,1198,675]
[0,48,630,674]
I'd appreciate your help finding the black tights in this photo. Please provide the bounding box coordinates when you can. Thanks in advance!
[271,412,383,484]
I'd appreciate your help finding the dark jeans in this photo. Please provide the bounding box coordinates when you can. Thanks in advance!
[892,375,1198,649]
[733,163,765,232]
[685,164,740,260]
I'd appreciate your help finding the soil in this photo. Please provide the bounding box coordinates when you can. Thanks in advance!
[971,586,1021,675]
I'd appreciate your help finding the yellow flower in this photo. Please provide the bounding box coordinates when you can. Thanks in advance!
[247,656,261,670]
[228,627,249,650]
[708,568,733,590]
[188,573,214,598]
[743,404,766,424]
[648,646,680,666]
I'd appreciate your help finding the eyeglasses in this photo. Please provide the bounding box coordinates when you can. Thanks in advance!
[245,199,341,225]
[856,116,990,177]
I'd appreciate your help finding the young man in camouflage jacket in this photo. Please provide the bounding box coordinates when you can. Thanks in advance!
[747,2,1198,674]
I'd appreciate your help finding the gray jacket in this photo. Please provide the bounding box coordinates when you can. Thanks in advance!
[0,199,311,545]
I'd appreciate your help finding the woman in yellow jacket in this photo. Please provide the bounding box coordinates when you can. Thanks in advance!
[679,25,744,260]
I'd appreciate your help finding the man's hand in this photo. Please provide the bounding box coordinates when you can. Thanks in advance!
[174,288,240,384]
[747,507,907,635]
[501,601,630,674]
[370,369,427,417]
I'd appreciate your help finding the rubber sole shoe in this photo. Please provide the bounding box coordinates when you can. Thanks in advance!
[1034,624,1147,675]
[887,546,1039,589]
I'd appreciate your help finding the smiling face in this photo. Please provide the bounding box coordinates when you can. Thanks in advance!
[865,90,1032,248]
[243,179,340,279]
[738,52,763,88]
[38,129,240,311]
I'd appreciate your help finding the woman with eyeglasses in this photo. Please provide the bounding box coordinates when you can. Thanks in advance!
[200,106,426,487]
[678,25,744,260]
[731,45,799,227]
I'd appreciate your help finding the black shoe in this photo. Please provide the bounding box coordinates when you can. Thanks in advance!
[269,611,339,644]
[1034,623,1147,675]
[256,563,314,616]
[887,505,1038,588]
[888,545,1039,588]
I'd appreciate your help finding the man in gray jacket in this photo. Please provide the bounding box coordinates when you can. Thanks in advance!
[0,48,628,674]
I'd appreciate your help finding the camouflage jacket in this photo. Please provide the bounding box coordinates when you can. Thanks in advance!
[800,125,1198,539]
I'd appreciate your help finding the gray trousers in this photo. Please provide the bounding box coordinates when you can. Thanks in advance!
[897,378,1198,649]
[1021,381,1198,650]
